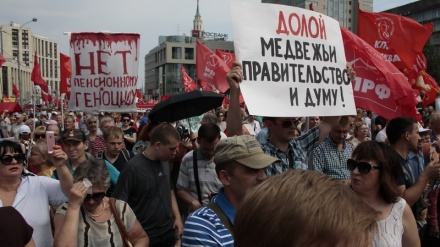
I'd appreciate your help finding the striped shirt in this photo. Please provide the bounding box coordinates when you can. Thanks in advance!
[261,126,320,176]
[176,149,223,208]
[182,188,234,247]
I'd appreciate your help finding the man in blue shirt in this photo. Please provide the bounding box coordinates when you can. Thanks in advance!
[182,135,278,246]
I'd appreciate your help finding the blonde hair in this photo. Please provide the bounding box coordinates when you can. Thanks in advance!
[234,170,378,247]
[32,143,54,167]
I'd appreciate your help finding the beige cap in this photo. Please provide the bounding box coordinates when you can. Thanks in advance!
[214,135,279,169]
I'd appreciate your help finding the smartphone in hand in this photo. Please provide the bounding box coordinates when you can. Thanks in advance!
[46,131,55,154]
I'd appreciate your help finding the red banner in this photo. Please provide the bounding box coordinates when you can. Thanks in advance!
[358,8,433,70]
[12,84,20,99]
[198,79,214,91]
[0,54,5,67]
[215,50,236,69]
[414,70,440,106]
[341,27,417,119]
[31,52,49,93]
[180,65,197,92]
[196,40,230,93]
[60,53,71,100]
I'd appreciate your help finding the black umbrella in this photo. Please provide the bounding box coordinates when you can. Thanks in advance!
[149,90,224,122]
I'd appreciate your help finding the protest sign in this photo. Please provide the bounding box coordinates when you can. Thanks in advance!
[230,2,356,117]
[69,32,140,113]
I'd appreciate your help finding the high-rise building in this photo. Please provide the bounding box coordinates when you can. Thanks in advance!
[144,0,233,98]
[261,0,373,31]
[0,22,59,104]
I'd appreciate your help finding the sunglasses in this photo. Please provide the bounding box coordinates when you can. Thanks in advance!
[0,153,27,165]
[35,134,46,139]
[84,192,106,202]
[347,159,380,174]
[122,119,130,122]
[275,119,296,128]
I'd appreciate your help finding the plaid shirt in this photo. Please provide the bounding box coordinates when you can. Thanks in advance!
[262,126,320,176]
[312,137,354,180]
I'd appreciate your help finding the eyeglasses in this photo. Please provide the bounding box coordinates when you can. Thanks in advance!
[0,154,27,165]
[122,119,130,122]
[35,134,46,139]
[84,192,106,202]
[347,159,380,174]
[275,119,296,128]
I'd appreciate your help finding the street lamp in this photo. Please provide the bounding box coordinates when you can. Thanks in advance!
[17,17,37,106]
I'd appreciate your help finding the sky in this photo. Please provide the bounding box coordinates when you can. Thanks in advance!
[0,0,420,87]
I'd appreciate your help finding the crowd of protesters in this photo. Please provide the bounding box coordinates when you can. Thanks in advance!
[0,64,440,247]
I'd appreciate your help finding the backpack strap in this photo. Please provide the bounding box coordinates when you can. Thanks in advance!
[207,202,233,237]
[193,149,203,205]
[121,148,130,163]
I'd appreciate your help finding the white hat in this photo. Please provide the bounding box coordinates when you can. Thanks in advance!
[418,122,431,133]
[18,125,31,135]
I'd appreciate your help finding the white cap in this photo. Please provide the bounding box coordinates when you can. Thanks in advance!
[418,122,431,133]
[18,125,31,135]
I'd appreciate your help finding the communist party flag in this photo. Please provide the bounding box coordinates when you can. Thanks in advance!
[180,65,197,92]
[358,8,433,71]
[196,40,230,93]
[60,53,71,99]
[215,50,236,69]
[0,54,5,66]
[12,84,20,99]
[414,71,440,106]
[341,26,417,119]
[198,79,214,91]
[31,52,49,93]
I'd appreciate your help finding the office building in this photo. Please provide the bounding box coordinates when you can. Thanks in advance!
[144,0,233,98]
[0,22,59,104]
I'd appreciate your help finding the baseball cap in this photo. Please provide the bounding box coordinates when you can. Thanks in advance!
[16,114,23,119]
[18,125,31,135]
[418,122,431,133]
[62,129,86,142]
[214,135,279,169]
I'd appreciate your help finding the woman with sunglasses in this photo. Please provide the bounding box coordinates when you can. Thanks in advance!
[33,126,47,144]
[29,143,56,177]
[120,113,137,152]
[349,141,419,247]
[0,140,73,247]
[54,158,149,247]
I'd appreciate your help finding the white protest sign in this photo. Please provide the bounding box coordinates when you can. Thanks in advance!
[69,33,140,113]
[230,2,356,117]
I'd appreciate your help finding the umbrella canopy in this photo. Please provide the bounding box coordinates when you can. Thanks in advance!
[149,90,224,122]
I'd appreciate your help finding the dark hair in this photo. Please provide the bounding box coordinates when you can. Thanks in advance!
[121,113,131,119]
[0,140,23,156]
[386,117,417,144]
[149,123,180,145]
[137,121,160,142]
[352,141,401,203]
[198,123,221,142]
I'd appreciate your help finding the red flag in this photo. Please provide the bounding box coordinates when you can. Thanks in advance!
[215,50,236,69]
[358,9,433,70]
[196,40,230,93]
[2,94,10,102]
[12,84,20,99]
[41,90,52,105]
[309,3,315,11]
[31,52,49,93]
[60,53,71,100]
[180,65,197,92]
[136,89,145,104]
[198,79,214,91]
[0,54,5,67]
[341,26,417,119]
[414,70,440,106]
